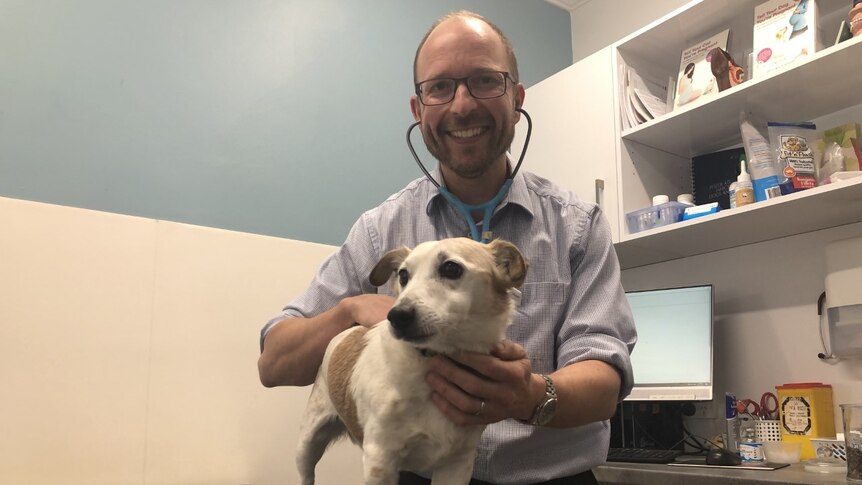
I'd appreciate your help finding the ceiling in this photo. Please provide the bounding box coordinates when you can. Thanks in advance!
[543,0,590,11]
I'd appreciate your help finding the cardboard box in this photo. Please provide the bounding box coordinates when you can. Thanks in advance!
[753,0,821,79]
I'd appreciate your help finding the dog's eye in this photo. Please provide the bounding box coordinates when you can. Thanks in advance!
[438,261,463,280]
[398,269,409,286]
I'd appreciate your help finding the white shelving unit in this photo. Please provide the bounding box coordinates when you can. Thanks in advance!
[611,0,862,269]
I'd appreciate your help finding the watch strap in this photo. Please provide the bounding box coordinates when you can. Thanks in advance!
[524,373,556,425]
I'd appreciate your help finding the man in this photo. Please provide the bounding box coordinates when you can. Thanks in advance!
[259,11,636,485]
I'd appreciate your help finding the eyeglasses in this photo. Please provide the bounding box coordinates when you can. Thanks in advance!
[415,71,513,106]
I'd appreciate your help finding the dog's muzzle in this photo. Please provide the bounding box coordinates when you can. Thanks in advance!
[388,307,415,330]
[387,306,433,342]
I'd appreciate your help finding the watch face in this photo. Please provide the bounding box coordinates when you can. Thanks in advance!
[537,398,558,426]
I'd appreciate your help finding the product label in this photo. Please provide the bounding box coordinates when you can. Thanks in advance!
[735,188,755,207]
[752,175,781,202]
[777,134,816,189]
[781,396,812,435]
[740,442,765,462]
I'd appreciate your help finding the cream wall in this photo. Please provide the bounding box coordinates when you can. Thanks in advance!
[0,196,363,484]
[568,0,689,62]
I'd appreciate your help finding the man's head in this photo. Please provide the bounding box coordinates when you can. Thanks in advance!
[410,11,525,183]
[412,11,519,86]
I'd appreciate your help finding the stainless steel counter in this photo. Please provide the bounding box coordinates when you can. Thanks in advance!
[595,462,851,485]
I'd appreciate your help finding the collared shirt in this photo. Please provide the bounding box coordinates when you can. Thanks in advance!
[261,168,636,484]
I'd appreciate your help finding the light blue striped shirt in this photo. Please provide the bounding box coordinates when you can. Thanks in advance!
[262,167,636,483]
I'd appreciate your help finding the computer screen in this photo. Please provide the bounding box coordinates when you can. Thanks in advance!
[624,285,713,401]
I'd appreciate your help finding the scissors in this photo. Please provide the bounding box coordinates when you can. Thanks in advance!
[736,392,779,419]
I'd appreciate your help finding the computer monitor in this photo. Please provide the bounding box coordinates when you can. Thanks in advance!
[624,284,713,401]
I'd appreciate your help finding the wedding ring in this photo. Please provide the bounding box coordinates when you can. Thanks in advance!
[474,400,486,416]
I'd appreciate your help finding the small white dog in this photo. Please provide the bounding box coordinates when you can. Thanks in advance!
[296,237,527,485]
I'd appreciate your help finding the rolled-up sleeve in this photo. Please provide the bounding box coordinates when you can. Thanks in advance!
[557,205,637,400]
[259,214,381,352]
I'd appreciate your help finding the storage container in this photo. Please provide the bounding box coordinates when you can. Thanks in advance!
[755,419,781,443]
[810,437,847,462]
[776,382,836,460]
[625,201,688,234]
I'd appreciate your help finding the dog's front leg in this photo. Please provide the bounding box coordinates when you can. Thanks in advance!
[428,451,477,485]
[361,441,400,485]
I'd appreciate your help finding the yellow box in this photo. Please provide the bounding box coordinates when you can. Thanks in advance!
[776,382,836,460]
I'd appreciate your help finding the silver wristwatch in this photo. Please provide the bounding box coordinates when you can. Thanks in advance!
[524,374,557,426]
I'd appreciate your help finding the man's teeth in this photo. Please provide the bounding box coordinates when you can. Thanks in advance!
[450,127,483,138]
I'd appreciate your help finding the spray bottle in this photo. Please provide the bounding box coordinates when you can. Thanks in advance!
[725,392,741,453]
[735,154,755,207]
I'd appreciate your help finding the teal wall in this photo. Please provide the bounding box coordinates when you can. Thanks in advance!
[0,0,571,246]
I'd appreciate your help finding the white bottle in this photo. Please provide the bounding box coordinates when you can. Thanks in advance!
[735,155,755,207]
[652,194,670,206]
[677,193,695,206]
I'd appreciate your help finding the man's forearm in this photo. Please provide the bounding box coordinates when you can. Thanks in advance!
[544,360,621,428]
[257,302,353,387]
[258,294,396,387]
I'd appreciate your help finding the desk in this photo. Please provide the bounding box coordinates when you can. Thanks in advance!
[595,462,850,485]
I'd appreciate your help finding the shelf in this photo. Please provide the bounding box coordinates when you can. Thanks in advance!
[615,0,850,76]
[615,177,862,270]
[610,0,862,269]
[620,35,862,158]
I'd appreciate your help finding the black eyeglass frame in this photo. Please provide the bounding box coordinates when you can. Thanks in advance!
[414,71,515,106]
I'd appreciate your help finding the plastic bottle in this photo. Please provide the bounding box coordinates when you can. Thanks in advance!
[652,194,670,206]
[677,194,695,206]
[735,155,755,207]
[740,112,781,202]
[739,427,765,463]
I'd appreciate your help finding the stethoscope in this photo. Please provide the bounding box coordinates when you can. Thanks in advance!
[405,108,532,243]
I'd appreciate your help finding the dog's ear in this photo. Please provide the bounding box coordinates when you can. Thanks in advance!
[488,240,528,290]
[369,247,410,287]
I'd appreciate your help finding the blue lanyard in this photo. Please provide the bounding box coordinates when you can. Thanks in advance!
[437,179,513,243]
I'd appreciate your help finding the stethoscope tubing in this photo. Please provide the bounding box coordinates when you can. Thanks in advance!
[406,108,532,189]
[405,108,532,242]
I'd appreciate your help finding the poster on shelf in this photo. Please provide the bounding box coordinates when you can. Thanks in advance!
[673,30,730,110]
[752,0,821,79]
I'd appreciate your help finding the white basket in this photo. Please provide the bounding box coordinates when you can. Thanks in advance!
[756,420,781,442]
[810,438,847,462]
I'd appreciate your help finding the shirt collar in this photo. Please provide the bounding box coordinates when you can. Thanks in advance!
[422,163,535,219]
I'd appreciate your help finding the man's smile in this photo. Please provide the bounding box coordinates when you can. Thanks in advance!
[449,126,486,138]
[446,126,490,143]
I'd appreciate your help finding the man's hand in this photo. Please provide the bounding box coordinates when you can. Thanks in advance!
[258,293,395,387]
[424,340,542,426]
[344,294,395,327]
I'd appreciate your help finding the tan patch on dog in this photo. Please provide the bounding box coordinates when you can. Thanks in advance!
[328,326,369,443]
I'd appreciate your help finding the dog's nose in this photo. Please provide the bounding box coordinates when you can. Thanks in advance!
[387,307,415,331]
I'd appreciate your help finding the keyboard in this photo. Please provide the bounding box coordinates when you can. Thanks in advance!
[606,447,682,464]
